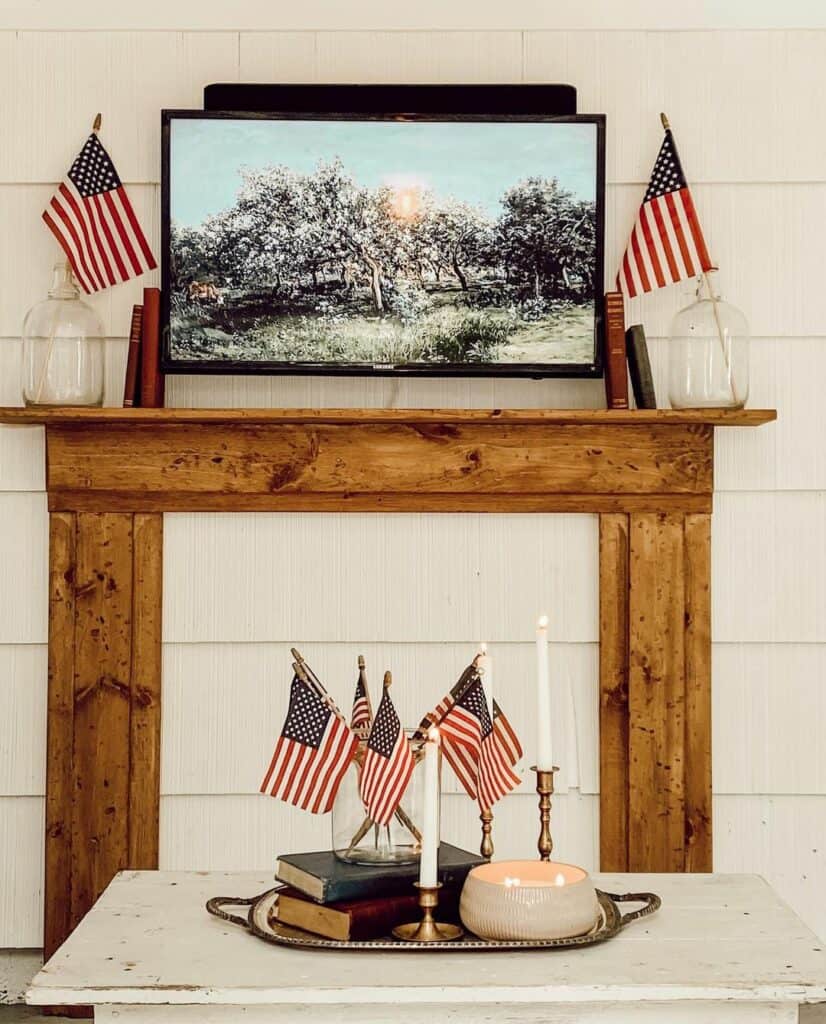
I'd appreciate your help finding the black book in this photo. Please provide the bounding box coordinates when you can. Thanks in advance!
[626,324,657,409]
[276,842,485,904]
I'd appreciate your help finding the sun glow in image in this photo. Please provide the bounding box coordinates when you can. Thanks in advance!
[390,185,422,220]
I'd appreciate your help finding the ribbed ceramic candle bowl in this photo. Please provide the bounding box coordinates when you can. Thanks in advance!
[459,860,599,941]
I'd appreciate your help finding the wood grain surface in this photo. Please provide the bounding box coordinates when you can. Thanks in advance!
[684,513,713,872]
[628,513,687,871]
[128,514,163,870]
[44,420,717,512]
[0,407,778,425]
[598,513,630,871]
[71,513,134,926]
[44,512,76,962]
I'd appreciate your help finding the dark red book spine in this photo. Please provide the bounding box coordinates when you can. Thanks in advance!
[123,304,143,407]
[140,288,164,408]
[604,291,629,410]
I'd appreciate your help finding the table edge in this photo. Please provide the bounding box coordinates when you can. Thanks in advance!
[26,983,826,1008]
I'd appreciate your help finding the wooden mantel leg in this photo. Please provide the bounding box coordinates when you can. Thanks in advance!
[44,511,163,961]
[599,511,712,873]
[683,514,712,871]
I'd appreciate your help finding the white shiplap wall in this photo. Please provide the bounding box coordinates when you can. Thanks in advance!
[2,9,826,999]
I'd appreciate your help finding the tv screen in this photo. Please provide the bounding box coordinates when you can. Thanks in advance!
[162,110,605,377]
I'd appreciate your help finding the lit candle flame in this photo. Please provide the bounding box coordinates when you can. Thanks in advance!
[554,873,566,887]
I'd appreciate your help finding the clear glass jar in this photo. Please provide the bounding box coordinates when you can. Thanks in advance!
[668,274,749,410]
[21,261,105,406]
[333,731,431,865]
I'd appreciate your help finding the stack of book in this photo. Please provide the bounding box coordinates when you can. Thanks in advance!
[273,843,484,941]
[123,286,164,408]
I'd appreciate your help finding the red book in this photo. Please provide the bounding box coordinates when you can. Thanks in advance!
[603,292,629,410]
[123,304,143,407]
[140,288,164,408]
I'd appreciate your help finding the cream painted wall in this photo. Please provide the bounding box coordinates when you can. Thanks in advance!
[2,1,825,1000]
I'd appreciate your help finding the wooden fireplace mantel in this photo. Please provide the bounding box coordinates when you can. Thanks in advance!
[0,406,775,958]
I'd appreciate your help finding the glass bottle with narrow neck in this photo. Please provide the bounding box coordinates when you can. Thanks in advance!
[667,273,749,410]
[21,261,105,406]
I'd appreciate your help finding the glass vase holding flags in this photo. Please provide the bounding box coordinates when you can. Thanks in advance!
[617,113,749,410]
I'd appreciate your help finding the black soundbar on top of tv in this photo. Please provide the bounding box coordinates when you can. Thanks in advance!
[203,83,577,116]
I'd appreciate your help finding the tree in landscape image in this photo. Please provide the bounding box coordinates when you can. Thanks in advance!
[170,140,598,366]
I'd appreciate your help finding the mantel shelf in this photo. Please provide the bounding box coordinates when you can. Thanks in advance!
[0,406,776,427]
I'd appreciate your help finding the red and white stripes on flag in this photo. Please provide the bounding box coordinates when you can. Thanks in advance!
[260,675,358,815]
[617,127,712,299]
[359,688,414,826]
[491,700,522,768]
[432,678,522,811]
[42,132,156,295]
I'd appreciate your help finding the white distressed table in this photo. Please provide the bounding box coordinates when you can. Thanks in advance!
[27,871,826,1023]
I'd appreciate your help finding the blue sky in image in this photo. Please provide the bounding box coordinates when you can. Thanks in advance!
[170,117,598,226]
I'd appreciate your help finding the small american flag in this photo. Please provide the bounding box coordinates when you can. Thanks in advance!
[359,687,413,826]
[260,675,358,814]
[43,132,156,295]
[434,678,522,810]
[617,125,712,298]
[350,668,373,739]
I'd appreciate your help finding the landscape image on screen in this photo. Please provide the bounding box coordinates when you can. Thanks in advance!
[168,117,599,369]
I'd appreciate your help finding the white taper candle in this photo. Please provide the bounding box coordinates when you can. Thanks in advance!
[419,727,441,887]
[536,615,553,770]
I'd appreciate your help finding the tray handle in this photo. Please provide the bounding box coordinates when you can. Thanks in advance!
[604,891,662,929]
[206,894,261,930]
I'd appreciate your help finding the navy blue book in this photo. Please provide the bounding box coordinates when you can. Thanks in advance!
[276,843,485,904]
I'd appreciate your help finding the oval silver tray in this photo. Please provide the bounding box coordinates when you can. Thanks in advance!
[207,887,660,951]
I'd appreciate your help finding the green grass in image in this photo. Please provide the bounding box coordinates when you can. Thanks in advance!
[170,301,593,366]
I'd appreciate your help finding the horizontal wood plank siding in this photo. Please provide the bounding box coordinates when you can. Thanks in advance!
[163,512,599,644]
[158,792,600,874]
[0,797,44,947]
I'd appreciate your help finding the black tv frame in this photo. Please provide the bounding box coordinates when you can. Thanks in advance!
[161,103,605,379]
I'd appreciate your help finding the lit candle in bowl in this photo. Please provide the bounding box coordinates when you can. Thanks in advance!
[459,860,599,941]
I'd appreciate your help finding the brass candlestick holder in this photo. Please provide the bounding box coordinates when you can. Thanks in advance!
[392,882,463,943]
[479,807,494,859]
[531,765,559,861]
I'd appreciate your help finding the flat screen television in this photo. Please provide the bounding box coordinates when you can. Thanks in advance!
[161,107,605,377]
